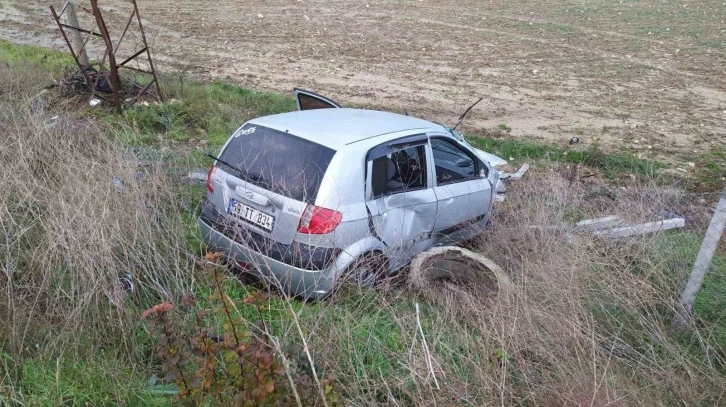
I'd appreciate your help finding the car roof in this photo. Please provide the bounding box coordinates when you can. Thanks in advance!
[248,108,445,150]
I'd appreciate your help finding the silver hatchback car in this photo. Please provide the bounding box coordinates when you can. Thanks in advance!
[199,89,505,299]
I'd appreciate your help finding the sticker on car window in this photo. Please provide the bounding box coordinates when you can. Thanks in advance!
[234,126,257,138]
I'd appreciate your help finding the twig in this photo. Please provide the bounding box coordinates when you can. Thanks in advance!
[270,336,303,407]
[415,302,440,390]
[379,366,402,407]
[287,301,329,407]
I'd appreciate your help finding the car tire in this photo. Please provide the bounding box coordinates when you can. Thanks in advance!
[345,252,388,287]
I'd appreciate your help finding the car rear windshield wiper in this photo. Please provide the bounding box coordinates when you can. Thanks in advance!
[207,153,241,173]
[206,154,261,183]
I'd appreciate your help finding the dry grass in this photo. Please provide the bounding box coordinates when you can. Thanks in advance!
[457,175,722,405]
[0,63,195,364]
[275,174,726,406]
[1,60,724,406]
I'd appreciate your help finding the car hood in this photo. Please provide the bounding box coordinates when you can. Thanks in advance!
[473,148,507,168]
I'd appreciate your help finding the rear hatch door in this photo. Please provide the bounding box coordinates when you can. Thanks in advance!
[212,124,336,245]
[294,88,342,110]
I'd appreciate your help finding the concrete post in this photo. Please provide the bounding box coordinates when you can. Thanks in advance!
[674,184,726,330]
[66,2,90,66]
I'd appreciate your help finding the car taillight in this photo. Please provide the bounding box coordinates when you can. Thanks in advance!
[206,165,217,193]
[298,205,342,234]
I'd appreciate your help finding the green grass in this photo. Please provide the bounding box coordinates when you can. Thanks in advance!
[15,354,171,406]
[305,291,411,378]
[177,183,207,254]
[467,135,665,179]
[697,39,726,49]
[100,79,296,148]
[190,274,484,385]
[0,40,73,70]
[192,275,412,378]
[691,149,726,191]
[584,232,726,373]
[0,39,295,150]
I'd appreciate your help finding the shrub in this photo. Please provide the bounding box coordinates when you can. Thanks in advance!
[143,259,340,406]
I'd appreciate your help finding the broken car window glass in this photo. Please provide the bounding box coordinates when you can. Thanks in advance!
[371,146,427,198]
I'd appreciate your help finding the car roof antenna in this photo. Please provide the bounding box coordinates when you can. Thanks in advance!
[452,97,484,132]
[403,107,410,116]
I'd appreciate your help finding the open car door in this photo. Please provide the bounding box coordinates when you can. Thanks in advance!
[294,88,342,110]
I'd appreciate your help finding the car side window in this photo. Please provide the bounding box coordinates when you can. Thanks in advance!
[371,146,427,198]
[430,138,478,186]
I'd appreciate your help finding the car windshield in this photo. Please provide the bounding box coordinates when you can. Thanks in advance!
[219,124,336,203]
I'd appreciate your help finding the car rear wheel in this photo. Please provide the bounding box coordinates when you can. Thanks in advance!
[345,252,387,287]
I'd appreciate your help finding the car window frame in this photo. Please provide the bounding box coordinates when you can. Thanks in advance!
[429,136,480,187]
[365,134,431,201]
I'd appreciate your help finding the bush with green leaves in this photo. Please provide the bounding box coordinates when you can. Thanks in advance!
[143,261,340,406]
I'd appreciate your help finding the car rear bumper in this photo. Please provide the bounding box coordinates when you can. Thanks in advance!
[199,217,335,300]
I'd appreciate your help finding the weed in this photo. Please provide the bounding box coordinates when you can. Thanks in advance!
[2,42,725,407]
[693,148,726,191]
[143,260,340,406]
[698,39,726,49]
[0,61,195,386]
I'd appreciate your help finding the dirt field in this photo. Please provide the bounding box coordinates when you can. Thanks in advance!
[2,0,725,166]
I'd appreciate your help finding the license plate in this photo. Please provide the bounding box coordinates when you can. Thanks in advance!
[227,199,274,232]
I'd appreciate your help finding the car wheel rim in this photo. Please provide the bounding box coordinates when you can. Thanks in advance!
[354,265,377,287]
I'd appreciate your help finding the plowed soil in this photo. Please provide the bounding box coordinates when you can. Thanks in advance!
[2,0,725,166]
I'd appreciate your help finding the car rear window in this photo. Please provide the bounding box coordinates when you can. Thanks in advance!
[219,124,336,203]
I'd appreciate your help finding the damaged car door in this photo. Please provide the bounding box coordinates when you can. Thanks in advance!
[365,135,438,269]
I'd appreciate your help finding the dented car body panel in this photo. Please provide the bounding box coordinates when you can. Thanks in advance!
[198,90,506,298]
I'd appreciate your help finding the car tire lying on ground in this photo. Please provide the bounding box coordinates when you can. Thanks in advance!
[408,246,510,297]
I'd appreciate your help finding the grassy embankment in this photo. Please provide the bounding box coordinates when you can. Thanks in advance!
[1,40,724,406]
